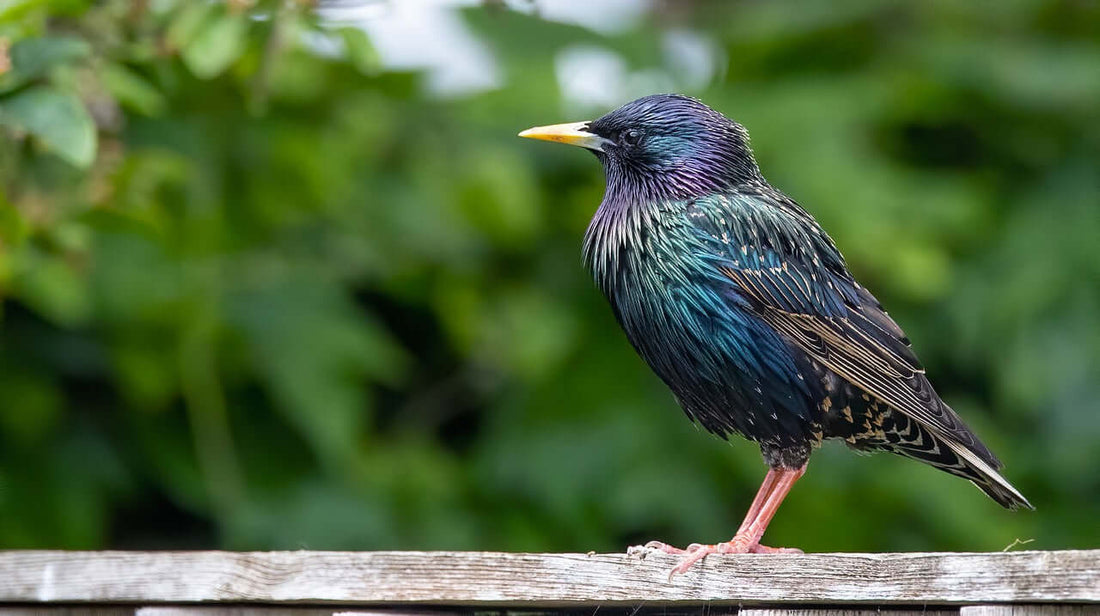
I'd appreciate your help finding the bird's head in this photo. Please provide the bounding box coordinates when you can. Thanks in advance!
[520,94,761,199]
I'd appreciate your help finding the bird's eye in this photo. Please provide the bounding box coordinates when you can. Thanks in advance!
[620,129,643,146]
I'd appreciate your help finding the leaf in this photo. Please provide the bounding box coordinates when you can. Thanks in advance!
[339,27,380,75]
[0,0,49,22]
[9,36,90,80]
[100,63,166,116]
[0,194,28,248]
[180,8,248,79]
[12,250,91,326]
[165,1,218,50]
[0,86,96,168]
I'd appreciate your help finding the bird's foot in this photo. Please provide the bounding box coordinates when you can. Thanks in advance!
[626,540,690,560]
[630,537,802,578]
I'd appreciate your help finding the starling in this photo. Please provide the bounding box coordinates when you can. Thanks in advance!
[519,94,1031,575]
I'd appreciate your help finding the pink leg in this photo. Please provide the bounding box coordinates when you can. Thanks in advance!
[639,465,806,577]
[644,468,781,555]
[737,467,782,534]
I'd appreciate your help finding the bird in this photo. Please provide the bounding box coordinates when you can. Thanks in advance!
[519,94,1031,576]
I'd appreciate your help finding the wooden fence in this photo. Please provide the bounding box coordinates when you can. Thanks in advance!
[1,550,1097,616]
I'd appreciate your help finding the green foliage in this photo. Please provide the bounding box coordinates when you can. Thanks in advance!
[8,36,90,83]
[0,0,1098,553]
[171,2,249,79]
[0,86,96,167]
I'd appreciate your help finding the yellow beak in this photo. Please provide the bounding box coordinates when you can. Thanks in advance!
[518,121,607,152]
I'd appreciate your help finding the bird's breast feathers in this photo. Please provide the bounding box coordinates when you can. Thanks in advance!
[582,192,827,442]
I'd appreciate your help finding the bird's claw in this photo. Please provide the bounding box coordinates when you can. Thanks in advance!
[646,540,689,554]
[634,537,803,578]
[627,540,691,560]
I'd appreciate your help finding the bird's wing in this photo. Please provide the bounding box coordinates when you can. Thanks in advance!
[688,191,1000,466]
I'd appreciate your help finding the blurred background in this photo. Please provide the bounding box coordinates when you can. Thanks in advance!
[0,0,1097,553]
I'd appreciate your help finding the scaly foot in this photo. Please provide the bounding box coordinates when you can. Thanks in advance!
[631,537,802,578]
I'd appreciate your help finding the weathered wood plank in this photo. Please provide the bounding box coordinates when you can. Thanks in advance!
[0,609,134,616]
[743,607,959,611]
[137,611,453,616]
[137,610,341,616]
[0,551,1097,606]
[961,607,1100,616]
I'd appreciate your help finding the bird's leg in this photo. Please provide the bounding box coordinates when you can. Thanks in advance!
[639,465,806,577]
[735,467,782,535]
[640,468,781,556]
[721,465,804,554]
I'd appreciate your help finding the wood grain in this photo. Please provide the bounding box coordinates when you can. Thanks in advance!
[0,551,1097,606]
[960,607,1100,616]
[742,611,956,616]
[743,607,959,611]
[137,610,340,616]
[0,610,133,616]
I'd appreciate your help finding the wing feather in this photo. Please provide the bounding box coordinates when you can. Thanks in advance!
[693,192,999,466]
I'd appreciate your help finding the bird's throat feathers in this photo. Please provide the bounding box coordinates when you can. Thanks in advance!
[581,174,755,296]
[582,192,700,302]
[582,192,651,294]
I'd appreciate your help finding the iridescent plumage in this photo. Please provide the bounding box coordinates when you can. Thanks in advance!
[521,94,1030,572]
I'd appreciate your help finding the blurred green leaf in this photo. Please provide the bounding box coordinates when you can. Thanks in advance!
[339,27,380,76]
[0,86,95,167]
[100,63,166,116]
[8,35,89,80]
[165,1,218,51]
[0,0,49,23]
[179,6,248,79]
[12,250,90,325]
[0,195,28,248]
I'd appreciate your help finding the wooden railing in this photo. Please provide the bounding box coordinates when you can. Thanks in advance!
[1,550,1097,616]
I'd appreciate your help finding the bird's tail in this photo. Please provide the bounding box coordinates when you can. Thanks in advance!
[941,439,1033,510]
[876,414,1033,510]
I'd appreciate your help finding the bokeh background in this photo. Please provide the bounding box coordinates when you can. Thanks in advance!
[1,0,1098,553]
